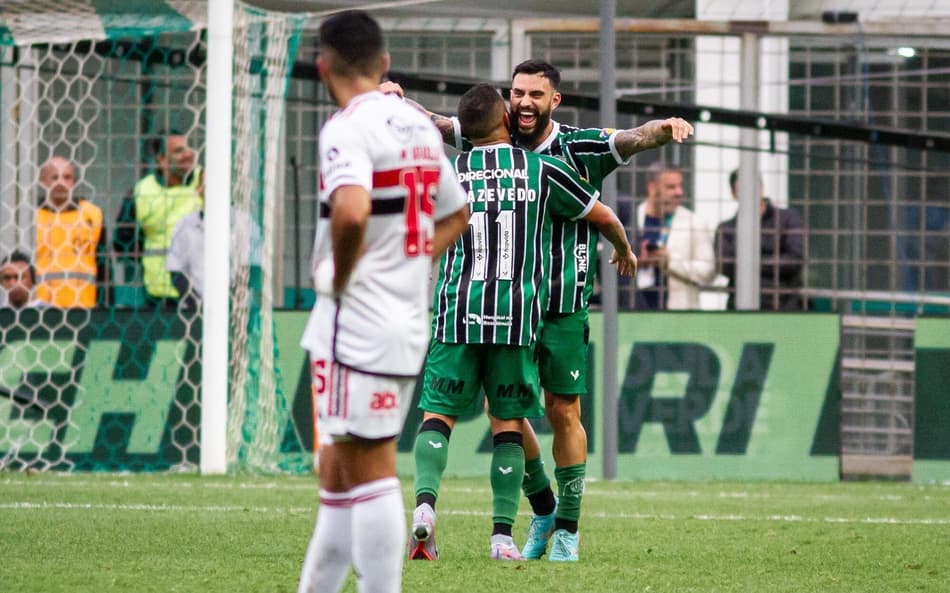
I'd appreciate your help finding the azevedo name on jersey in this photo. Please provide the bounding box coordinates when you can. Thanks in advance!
[458,168,538,203]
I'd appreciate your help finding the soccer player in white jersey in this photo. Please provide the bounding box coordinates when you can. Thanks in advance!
[297,11,469,593]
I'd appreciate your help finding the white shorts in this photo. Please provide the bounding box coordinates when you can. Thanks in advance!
[309,356,416,446]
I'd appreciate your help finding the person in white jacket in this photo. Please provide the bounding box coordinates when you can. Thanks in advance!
[635,162,716,310]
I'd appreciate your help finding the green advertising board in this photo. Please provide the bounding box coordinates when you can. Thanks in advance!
[1,310,842,480]
[596,312,840,481]
[389,312,841,481]
[0,309,199,471]
[913,316,950,484]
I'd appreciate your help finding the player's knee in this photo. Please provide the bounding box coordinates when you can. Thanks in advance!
[545,395,581,430]
[420,417,453,440]
[492,430,523,447]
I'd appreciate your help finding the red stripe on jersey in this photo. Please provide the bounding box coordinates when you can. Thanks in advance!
[372,169,403,189]
[342,367,350,419]
[327,362,335,417]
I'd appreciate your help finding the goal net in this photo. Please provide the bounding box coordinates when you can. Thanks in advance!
[0,0,309,473]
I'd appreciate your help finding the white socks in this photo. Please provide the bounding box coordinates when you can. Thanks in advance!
[351,478,405,593]
[298,489,352,593]
[298,478,406,593]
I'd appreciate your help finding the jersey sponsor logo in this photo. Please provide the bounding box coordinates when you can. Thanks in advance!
[574,243,588,275]
[464,313,513,327]
[465,187,537,203]
[386,115,431,143]
[369,391,398,411]
[599,128,615,138]
[457,167,528,183]
[430,377,465,394]
[322,146,352,178]
[495,383,533,400]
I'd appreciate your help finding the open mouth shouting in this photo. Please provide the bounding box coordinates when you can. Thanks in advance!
[518,109,539,132]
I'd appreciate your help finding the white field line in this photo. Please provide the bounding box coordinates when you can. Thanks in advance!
[0,501,314,514]
[3,478,947,503]
[1,501,948,526]
[0,478,320,491]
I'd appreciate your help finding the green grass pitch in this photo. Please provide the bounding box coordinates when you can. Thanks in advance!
[1,473,947,592]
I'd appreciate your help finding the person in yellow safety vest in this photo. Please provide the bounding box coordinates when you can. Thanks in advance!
[35,156,109,308]
[113,132,202,308]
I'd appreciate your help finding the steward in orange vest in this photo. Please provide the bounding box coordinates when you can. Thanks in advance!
[35,157,108,308]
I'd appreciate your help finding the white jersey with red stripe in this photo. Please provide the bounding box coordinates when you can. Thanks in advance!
[301,90,467,377]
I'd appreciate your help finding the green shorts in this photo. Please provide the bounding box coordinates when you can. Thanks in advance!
[420,341,544,420]
[537,309,590,395]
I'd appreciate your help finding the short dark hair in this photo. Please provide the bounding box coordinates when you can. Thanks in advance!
[647,161,682,184]
[457,84,505,140]
[1,249,36,284]
[318,10,384,77]
[511,59,561,89]
[728,169,763,193]
[146,129,185,160]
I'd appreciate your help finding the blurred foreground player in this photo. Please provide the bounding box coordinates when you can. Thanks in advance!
[297,11,468,593]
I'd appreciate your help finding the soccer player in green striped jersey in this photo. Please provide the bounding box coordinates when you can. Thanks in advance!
[409,84,637,562]
[506,60,692,562]
[385,61,692,561]
[390,59,694,562]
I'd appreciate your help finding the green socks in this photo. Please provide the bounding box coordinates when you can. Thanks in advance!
[490,438,525,527]
[554,463,586,524]
[413,429,450,501]
[522,456,551,497]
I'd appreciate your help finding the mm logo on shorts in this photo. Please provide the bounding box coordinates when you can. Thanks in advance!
[370,391,398,411]
[430,377,465,394]
[495,384,533,400]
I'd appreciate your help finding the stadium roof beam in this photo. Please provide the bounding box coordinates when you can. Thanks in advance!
[512,17,950,38]
[375,69,950,154]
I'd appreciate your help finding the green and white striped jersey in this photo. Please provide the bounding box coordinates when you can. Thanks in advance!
[433,143,599,346]
[457,121,628,312]
[530,122,628,312]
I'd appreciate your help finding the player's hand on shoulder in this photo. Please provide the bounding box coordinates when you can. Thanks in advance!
[379,81,405,98]
[663,117,694,143]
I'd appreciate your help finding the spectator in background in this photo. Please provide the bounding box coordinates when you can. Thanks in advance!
[635,162,716,309]
[715,170,804,311]
[35,156,108,308]
[1,250,46,309]
[166,171,261,310]
[114,132,202,309]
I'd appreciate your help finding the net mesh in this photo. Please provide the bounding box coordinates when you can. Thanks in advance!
[229,4,309,473]
[0,0,307,473]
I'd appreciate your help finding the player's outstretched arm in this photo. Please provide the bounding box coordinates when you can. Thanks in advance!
[614,117,694,159]
[583,202,638,277]
[379,81,457,146]
[329,185,371,295]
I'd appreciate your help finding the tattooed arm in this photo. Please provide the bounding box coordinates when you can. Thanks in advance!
[379,80,458,146]
[613,117,694,159]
